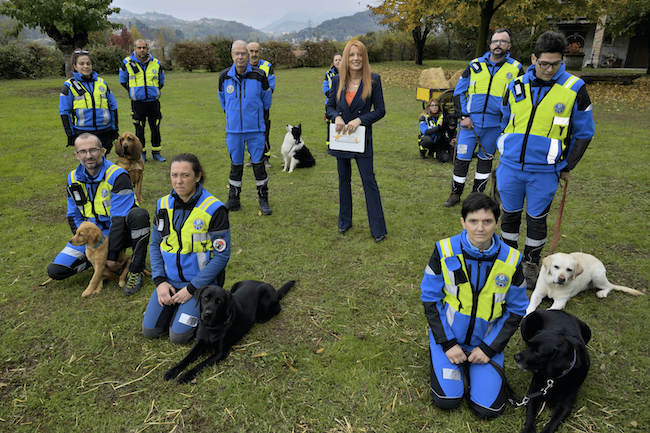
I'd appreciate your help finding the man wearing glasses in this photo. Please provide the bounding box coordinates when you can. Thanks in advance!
[496,31,595,288]
[445,28,524,207]
[47,133,151,296]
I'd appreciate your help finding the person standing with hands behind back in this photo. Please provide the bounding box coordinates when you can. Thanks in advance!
[326,40,387,242]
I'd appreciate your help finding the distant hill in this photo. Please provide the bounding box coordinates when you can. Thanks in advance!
[280,11,386,42]
[109,9,266,41]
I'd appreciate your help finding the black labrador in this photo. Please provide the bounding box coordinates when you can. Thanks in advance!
[514,310,591,433]
[164,280,295,384]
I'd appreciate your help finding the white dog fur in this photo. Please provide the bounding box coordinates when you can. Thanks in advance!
[281,124,304,173]
[526,252,644,315]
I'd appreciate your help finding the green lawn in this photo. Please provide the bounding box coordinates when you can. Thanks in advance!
[0,63,648,433]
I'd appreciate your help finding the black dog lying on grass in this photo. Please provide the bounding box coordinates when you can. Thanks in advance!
[514,310,591,433]
[164,280,295,384]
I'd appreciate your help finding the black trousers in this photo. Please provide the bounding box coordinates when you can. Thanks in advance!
[131,100,162,151]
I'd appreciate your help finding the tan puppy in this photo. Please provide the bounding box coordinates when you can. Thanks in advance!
[115,132,145,203]
[526,252,644,315]
[70,221,130,297]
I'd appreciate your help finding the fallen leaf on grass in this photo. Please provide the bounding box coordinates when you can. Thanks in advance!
[314,347,325,354]
[252,351,267,358]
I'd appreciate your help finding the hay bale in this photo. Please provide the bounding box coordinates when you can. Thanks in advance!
[418,68,451,89]
[448,69,464,88]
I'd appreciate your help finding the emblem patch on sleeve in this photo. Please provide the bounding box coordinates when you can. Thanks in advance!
[213,238,227,252]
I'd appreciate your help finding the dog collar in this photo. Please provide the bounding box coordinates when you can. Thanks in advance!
[556,348,577,378]
[93,234,106,249]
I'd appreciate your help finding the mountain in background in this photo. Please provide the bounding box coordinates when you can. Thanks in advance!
[262,11,353,34]
[279,11,386,41]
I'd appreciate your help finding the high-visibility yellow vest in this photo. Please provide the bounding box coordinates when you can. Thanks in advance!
[504,75,580,147]
[66,77,111,128]
[438,235,520,322]
[68,163,122,218]
[123,57,161,100]
[468,58,521,98]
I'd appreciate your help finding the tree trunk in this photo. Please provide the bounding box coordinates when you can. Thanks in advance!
[413,26,430,65]
[59,44,74,78]
[475,0,495,58]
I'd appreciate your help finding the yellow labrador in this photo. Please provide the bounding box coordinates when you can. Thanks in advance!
[526,252,644,315]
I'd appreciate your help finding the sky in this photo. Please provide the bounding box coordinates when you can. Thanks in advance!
[110,0,373,29]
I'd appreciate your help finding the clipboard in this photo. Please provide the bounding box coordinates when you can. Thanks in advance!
[329,124,366,153]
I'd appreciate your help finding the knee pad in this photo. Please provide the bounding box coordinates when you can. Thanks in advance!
[47,263,76,280]
[169,328,195,345]
[126,207,150,230]
[468,399,504,419]
[526,212,548,241]
[501,210,522,248]
[252,162,268,183]
[476,158,493,174]
[419,135,434,149]
[142,325,167,339]
[229,163,244,183]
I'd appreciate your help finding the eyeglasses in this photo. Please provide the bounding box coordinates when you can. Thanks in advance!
[490,39,510,45]
[74,50,89,55]
[537,60,563,69]
[75,148,102,156]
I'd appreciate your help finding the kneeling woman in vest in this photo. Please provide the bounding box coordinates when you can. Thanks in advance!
[143,153,230,344]
[59,50,119,154]
[419,192,528,418]
[418,98,450,162]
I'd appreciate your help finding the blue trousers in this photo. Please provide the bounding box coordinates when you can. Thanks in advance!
[142,282,201,344]
[428,329,506,417]
[227,132,265,164]
[336,156,387,239]
[496,164,560,217]
[455,126,500,160]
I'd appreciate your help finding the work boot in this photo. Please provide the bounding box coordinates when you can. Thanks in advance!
[141,151,147,163]
[225,186,241,211]
[523,261,540,290]
[444,193,461,207]
[257,185,272,215]
[152,151,166,162]
[123,272,143,296]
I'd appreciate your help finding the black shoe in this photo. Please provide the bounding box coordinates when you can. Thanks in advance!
[444,193,461,207]
[257,185,272,215]
[523,261,540,290]
[225,186,241,211]
[374,234,386,243]
[123,272,143,296]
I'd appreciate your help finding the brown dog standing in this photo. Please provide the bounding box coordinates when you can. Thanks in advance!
[70,221,130,297]
[115,132,145,203]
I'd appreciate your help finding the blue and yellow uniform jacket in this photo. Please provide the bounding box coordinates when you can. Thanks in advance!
[252,59,275,92]
[453,51,523,128]
[66,158,136,260]
[420,231,528,357]
[498,63,595,173]
[118,52,165,102]
[150,186,230,295]
[322,65,338,100]
[419,112,444,137]
[218,63,272,134]
[59,71,118,135]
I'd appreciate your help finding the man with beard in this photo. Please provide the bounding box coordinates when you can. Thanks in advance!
[444,29,524,207]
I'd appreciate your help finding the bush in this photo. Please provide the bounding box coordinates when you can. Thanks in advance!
[209,38,234,72]
[0,42,63,79]
[300,40,338,68]
[89,45,128,75]
[171,41,215,72]
[262,41,298,68]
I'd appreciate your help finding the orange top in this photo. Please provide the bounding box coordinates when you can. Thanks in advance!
[345,90,356,106]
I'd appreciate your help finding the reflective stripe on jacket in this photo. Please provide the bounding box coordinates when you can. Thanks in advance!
[66,76,111,129]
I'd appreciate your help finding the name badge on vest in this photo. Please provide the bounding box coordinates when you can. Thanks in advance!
[471,62,482,73]
[513,80,525,101]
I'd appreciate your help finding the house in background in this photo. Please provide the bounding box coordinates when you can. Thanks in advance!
[556,17,649,69]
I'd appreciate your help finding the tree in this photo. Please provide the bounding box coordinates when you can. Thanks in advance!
[0,0,120,76]
[370,0,439,65]
[601,0,650,74]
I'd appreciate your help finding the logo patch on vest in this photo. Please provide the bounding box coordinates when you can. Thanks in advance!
[152,69,157,75]
[101,189,109,198]
[213,238,227,252]
[495,273,509,288]
[98,84,106,92]
[506,72,513,80]
[554,103,565,113]
[193,219,204,230]
[226,84,234,94]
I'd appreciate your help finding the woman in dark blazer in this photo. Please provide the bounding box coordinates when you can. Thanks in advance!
[326,40,387,242]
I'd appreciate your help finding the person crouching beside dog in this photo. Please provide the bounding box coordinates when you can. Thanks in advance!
[418,98,452,162]
[142,153,230,344]
[47,133,150,296]
[419,192,528,419]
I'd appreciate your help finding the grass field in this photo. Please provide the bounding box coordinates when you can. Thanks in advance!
[0,60,648,433]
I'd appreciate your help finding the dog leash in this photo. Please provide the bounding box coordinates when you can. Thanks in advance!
[548,176,569,255]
